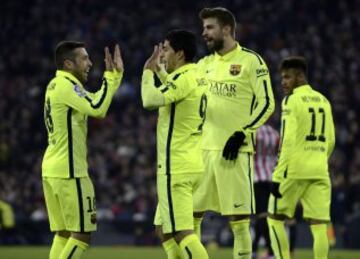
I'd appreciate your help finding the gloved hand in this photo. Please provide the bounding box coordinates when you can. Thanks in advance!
[222,131,246,160]
[271,182,282,198]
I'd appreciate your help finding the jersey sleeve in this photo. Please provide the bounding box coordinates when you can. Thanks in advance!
[272,96,297,182]
[243,57,275,133]
[326,102,336,158]
[161,73,193,105]
[141,69,166,109]
[196,56,210,74]
[141,68,195,108]
[59,70,122,118]
[155,66,169,84]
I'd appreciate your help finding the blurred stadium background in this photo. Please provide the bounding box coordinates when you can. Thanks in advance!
[0,0,360,258]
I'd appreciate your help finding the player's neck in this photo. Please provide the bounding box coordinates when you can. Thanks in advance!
[217,39,237,56]
[61,69,84,85]
[291,81,308,93]
[173,60,187,72]
[296,80,308,87]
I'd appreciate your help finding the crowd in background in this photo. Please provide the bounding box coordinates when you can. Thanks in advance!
[0,0,359,246]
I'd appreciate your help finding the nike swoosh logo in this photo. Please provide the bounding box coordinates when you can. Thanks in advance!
[238,252,251,256]
[233,203,244,208]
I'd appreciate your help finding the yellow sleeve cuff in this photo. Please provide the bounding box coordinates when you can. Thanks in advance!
[104,70,123,80]
[155,68,168,83]
[143,69,154,78]
[104,70,123,89]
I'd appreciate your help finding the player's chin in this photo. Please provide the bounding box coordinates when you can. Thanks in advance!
[206,41,213,48]
[82,73,89,83]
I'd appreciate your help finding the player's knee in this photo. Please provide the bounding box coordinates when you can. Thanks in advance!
[305,218,329,225]
[228,214,250,222]
[193,211,205,218]
[57,230,70,239]
[155,225,163,240]
[155,225,173,242]
[268,213,287,221]
[71,232,92,244]
[257,212,268,219]
[174,230,194,243]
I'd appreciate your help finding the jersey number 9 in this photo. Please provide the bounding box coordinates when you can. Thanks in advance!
[198,94,207,131]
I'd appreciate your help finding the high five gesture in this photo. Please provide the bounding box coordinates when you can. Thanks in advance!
[105,44,124,72]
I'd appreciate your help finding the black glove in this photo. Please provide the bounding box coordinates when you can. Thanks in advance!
[271,182,282,198]
[222,131,246,160]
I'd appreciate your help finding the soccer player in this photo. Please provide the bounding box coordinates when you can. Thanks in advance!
[141,30,209,259]
[267,56,335,259]
[193,7,275,259]
[0,199,15,244]
[42,41,123,259]
[252,124,279,259]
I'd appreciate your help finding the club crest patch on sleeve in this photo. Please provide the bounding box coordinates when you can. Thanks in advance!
[73,85,86,97]
[230,64,241,76]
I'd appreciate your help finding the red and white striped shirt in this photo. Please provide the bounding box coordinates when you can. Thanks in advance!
[254,124,280,182]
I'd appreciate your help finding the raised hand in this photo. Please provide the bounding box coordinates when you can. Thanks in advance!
[105,44,124,72]
[144,43,162,72]
[113,44,124,72]
[104,47,113,71]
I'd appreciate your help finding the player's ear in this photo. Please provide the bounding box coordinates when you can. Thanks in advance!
[295,69,304,81]
[63,59,74,70]
[300,71,307,81]
[176,50,185,62]
[222,25,231,36]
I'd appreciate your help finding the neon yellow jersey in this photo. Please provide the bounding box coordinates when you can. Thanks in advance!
[273,85,335,181]
[197,44,275,152]
[143,63,207,174]
[0,199,15,228]
[42,70,123,178]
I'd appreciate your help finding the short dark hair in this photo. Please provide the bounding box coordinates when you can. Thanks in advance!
[280,56,308,75]
[165,30,197,62]
[199,7,236,36]
[55,41,85,69]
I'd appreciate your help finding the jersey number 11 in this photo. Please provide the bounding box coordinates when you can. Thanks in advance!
[305,107,326,142]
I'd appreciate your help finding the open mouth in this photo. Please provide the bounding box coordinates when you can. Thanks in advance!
[205,39,213,46]
[84,68,90,76]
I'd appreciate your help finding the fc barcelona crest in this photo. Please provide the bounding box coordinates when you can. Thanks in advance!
[230,64,241,76]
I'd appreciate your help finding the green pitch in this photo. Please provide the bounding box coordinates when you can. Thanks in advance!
[0,247,359,259]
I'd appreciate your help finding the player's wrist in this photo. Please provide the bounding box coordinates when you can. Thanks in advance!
[271,181,282,198]
[271,178,282,184]
[104,69,123,79]
[142,70,155,83]
[143,69,154,74]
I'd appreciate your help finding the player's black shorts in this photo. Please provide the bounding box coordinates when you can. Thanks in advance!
[254,181,271,214]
